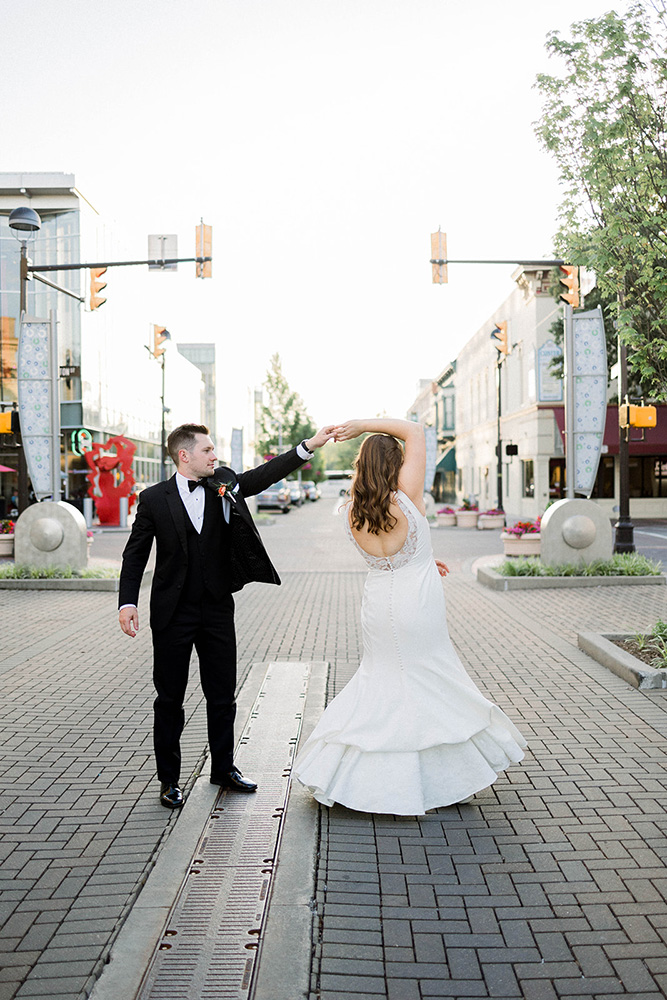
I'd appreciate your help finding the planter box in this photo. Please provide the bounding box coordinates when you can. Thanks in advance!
[0,536,14,557]
[477,564,665,591]
[502,532,541,556]
[436,513,456,527]
[578,632,667,690]
[478,514,505,530]
[456,511,479,528]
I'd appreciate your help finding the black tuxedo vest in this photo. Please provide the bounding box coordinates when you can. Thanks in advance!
[181,486,231,603]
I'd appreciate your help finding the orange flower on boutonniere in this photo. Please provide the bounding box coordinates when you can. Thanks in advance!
[209,479,237,504]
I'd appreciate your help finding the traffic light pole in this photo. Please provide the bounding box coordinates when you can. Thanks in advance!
[614,336,635,553]
[160,355,167,483]
[495,353,503,511]
[563,303,575,499]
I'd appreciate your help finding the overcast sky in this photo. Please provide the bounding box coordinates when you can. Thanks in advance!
[3,0,621,432]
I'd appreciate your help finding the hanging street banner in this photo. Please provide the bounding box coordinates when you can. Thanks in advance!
[17,315,60,501]
[572,307,607,496]
[537,340,564,402]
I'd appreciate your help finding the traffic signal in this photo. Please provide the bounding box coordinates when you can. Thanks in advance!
[559,265,579,308]
[89,267,107,310]
[491,321,509,354]
[196,222,212,278]
[430,229,448,284]
[152,325,170,358]
[0,411,11,433]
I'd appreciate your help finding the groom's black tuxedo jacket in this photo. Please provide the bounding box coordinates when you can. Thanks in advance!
[118,447,306,631]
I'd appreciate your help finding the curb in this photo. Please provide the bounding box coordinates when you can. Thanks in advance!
[578,632,667,690]
[477,565,666,591]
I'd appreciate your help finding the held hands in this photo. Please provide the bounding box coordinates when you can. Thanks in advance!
[333,420,364,442]
[306,425,337,450]
[119,606,139,637]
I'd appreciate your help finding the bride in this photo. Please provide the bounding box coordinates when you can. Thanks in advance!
[294,417,527,815]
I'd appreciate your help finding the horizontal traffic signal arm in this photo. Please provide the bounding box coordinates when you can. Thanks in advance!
[429,257,566,266]
[27,256,212,273]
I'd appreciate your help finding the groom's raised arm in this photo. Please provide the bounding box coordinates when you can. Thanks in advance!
[236,426,335,497]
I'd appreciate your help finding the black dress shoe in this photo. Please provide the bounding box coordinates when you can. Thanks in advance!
[210,769,258,792]
[160,783,184,808]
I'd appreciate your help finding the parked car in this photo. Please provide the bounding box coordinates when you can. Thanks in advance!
[301,480,321,501]
[256,480,291,513]
[288,481,306,506]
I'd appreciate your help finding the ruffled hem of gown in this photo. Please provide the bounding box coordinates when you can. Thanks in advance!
[294,721,527,816]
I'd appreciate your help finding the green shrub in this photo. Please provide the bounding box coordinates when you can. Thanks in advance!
[0,564,119,580]
[496,553,661,578]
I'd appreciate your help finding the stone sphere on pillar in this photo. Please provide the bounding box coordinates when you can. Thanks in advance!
[540,498,612,567]
[14,501,88,570]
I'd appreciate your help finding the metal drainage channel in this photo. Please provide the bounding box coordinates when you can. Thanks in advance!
[136,661,311,1000]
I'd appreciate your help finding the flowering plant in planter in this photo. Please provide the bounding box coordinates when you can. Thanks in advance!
[0,519,15,535]
[437,507,456,515]
[458,499,479,511]
[479,508,504,516]
[505,517,541,537]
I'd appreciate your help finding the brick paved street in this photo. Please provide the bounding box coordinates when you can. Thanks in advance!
[1,496,667,999]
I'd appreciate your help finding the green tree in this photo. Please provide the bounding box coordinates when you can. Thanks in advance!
[534,2,667,398]
[255,353,324,480]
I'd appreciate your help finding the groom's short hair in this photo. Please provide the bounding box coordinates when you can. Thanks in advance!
[167,423,210,465]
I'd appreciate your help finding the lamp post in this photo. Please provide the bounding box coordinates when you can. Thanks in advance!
[8,207,43,512]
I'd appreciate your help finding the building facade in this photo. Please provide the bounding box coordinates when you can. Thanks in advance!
[0,172,203,509]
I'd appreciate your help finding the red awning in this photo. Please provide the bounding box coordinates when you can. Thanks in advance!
[549,405,667,456]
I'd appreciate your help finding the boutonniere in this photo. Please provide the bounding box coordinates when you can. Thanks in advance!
[208,479,237,504]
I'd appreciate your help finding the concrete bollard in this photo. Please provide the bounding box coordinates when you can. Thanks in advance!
[119,496,128,528]
[83,497,94,529]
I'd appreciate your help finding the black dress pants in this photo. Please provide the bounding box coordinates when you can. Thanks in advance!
[151,592,236,784]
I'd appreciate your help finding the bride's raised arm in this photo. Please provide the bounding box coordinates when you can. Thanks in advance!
[333,418,425,504]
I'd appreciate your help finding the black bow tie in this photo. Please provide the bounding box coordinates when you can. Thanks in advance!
[187,477,208,492]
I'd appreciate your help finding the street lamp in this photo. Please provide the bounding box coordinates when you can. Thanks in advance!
[7,207,43,512]
[8,207,41,314]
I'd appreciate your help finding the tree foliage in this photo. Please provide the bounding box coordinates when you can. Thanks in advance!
[255,353,324,479]
[534,2,667,398]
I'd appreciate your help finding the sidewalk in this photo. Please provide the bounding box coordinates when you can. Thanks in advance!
[1,502,667,999]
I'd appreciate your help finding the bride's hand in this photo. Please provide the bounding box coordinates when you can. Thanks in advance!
[334,420,363,441]
[435,560,450,577]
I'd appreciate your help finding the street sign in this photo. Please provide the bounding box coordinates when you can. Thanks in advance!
[59,365,80,379]
[148,235,178,270]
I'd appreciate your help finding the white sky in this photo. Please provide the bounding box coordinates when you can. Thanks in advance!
[3,0,620,432]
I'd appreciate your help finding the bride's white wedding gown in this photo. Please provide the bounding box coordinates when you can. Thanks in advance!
[294,490,527,815]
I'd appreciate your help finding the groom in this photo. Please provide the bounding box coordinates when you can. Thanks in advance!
[118,422,334,808]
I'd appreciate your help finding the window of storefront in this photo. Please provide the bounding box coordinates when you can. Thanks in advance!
[523,459,534,498]
[549,456,615,500]
[629,456,667,498]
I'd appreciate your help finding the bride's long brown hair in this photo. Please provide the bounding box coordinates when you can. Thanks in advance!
[350,434,404,535]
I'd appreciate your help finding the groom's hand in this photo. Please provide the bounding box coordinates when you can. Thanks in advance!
[305,425,336,450]
[119,606,139,637]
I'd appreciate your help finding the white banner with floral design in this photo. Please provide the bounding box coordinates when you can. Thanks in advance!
[17,316,58,500]
[572,307,607,496]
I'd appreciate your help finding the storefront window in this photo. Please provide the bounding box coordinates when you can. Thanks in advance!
[523,459,534,498]
[629,456,667,498]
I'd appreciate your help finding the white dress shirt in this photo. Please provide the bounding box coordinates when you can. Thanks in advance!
[176,471,208,532]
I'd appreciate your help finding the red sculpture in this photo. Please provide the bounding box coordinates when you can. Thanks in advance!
[84,435,137,526]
